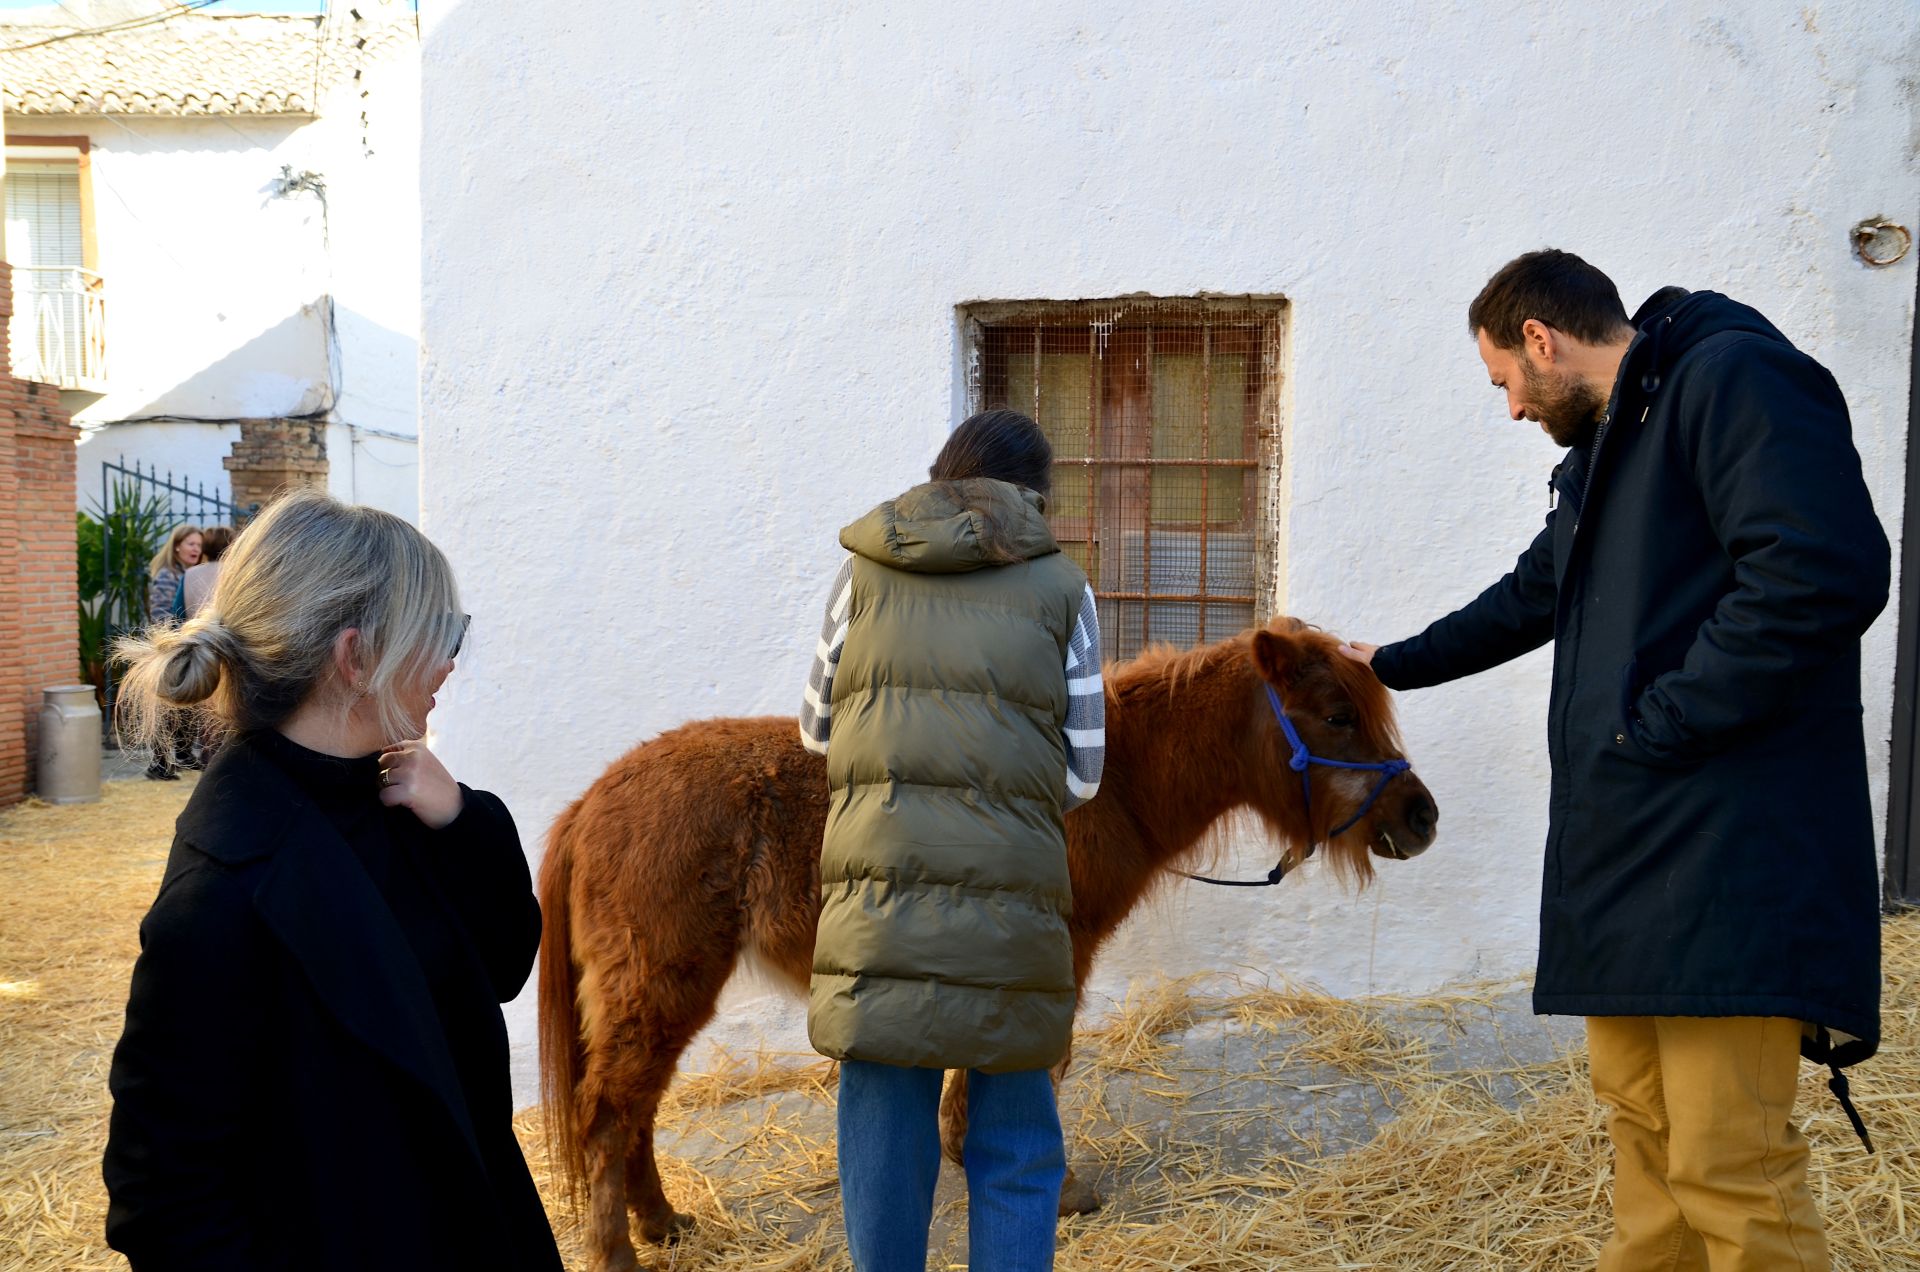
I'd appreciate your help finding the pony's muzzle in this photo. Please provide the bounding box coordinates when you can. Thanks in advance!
[1373,787,1438,859]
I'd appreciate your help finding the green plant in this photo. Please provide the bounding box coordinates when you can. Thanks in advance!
[94,478,170,627]
[77,511,109,699]
[77,509,104,598]
[77,595,108,703]
[75,481,171,698]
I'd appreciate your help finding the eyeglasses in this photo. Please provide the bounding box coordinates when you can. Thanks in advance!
[448,613,472,660]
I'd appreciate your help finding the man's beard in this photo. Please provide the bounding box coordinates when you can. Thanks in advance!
[1521,360,1609,449]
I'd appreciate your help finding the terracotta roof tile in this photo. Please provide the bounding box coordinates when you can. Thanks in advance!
[1,12,413,117]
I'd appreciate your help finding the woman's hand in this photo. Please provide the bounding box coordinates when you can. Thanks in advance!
[1337,641,1378,666]
[378,740,464,830]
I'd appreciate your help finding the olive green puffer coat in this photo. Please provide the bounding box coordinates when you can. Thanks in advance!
[807,479,1088,1073]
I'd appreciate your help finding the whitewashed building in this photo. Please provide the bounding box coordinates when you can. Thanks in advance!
[417,1,1920,1102]
[2,0,421,518]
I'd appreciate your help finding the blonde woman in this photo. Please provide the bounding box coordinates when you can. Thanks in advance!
[141,524,204,781]
[144,524,202,621]
[103,490,561,1271]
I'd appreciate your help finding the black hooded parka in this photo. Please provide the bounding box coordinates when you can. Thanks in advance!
[1374,290,1890,1057]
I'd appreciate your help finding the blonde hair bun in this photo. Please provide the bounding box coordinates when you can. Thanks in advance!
[156,619,237,705]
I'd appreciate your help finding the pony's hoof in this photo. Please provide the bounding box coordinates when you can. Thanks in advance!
[1058,1174,1103,1216]
[638,1208,696,1245]
[590,1246,641,1272]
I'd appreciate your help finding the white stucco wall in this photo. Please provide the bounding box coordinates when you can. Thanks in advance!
[8,9,421,519]
[418,0,1920,1105]
[316,4,424,519]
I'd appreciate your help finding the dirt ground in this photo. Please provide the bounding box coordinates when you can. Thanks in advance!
[4,775,1916,1270]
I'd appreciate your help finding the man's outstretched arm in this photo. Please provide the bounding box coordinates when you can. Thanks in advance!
[1347,511,1558,690]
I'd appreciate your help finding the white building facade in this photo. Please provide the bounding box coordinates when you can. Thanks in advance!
[417,1,1920,1102]
[2,1,421,520]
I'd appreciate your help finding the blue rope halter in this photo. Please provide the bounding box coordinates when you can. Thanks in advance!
[1180,683,1412,889]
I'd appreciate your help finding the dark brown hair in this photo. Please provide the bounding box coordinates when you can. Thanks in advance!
[1468,249,1632,352]
[930,409,1052,496]
[200,525,236,562]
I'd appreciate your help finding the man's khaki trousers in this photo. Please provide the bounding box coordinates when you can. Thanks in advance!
[1588,1016,1828,1272]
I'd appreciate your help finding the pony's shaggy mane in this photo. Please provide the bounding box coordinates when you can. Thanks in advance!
[1105,629,1257,706]
[1107,620,1402,759]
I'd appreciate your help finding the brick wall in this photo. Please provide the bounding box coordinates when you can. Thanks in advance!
[225,417,328,513]
[0,261,81,806]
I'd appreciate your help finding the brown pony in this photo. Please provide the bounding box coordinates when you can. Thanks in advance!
[538,619,1438,1272]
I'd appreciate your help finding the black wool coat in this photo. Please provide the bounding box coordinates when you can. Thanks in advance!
[102,733,563,1271]
[1374,290,1889,1057]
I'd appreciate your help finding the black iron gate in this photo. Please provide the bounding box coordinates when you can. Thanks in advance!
[95,458,256,726]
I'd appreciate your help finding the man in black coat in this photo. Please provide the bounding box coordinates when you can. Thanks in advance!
[1344,249,1888,1270]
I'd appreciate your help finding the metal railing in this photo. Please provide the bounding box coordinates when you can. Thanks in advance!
[10,266,106,391]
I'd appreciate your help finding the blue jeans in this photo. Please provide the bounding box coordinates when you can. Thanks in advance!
[837,1060,1065,1272]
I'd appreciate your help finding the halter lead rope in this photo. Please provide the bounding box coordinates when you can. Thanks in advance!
[1178,684,1411,889]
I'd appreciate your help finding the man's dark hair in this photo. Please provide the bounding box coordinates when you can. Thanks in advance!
[1468,249,1633,351]
[930,408,1052,496]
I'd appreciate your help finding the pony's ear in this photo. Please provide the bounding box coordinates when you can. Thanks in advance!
[1251,628,1297,688]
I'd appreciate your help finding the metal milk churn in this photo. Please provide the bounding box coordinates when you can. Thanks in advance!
[36,685,102,804]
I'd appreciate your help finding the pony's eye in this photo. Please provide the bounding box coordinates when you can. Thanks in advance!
[1324,712,1357,729]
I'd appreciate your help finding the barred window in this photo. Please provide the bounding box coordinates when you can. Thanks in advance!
[965,298,1285,661]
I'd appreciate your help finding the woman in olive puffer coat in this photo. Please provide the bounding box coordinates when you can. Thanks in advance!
[798,409,1105,1272]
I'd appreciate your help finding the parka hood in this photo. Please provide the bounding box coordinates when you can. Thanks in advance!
[1625,289,1791,395]
[839,478,1058,574]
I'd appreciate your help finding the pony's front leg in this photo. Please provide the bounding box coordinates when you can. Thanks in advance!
[1052,1047,1102,1216]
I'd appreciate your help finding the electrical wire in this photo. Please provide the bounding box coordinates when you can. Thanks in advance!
[309,0,331,118]
[0,2,223,54]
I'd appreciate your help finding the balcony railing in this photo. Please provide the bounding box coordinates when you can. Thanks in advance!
[9,266,107,391]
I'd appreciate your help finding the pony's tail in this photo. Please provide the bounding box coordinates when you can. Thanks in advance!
[537,798,588,1212]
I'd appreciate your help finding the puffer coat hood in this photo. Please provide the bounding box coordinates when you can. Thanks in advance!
[838,478,1059,573]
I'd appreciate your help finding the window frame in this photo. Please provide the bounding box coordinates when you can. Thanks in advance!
[959,295,1288,657]
[3,135,97,275]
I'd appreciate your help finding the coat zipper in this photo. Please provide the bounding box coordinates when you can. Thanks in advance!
[1574,415,1608,536]
[1573,315,1667,538]
[1551,336,1652,894]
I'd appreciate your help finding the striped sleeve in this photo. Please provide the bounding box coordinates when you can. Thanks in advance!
[1063,584,1105,810]
[798,559,855,756]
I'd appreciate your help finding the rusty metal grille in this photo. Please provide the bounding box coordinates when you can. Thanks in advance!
[966,298,1286,662]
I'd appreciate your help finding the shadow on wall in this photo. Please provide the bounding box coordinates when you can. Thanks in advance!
[330,302,421,436]
[124,301,414,425]
[119,305,324,420]
[70,301,419,509]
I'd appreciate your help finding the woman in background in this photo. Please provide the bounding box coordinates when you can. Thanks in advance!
[144,524,201,622]
[142,524,203,781]
[178,524,237,765]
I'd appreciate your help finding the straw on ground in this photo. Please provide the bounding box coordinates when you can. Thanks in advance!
[4,779,1915,1270]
